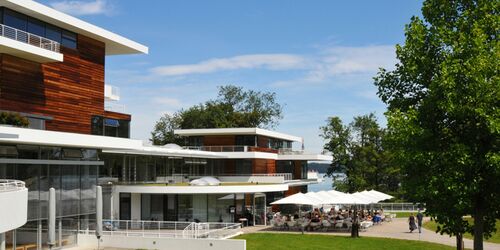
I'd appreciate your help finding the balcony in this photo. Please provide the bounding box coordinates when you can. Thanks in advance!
[184,145,278,154]
[105,85,121,101]
[0,180,28,233]
[0,23,63,62]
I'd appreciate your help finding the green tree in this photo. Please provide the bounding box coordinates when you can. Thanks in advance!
[150,85,283,145]
[374,1,499,249]
[320,114,400,195]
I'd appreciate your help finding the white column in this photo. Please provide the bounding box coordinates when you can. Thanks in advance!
[0,232,5,250]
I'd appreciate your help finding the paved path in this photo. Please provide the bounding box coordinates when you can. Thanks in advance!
[241,218,500,250]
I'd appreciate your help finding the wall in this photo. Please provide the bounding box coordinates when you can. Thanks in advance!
[0,34,130,134]
[252,159,276,174]
[0,188,27,233]
[77,234,246,250]
[203,135,235,146]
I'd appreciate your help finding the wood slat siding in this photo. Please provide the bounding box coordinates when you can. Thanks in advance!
[203,135,235,146]
[294,160,303,179]
[252,159,276,174]
[104,110,131,121]
[0,34,130,134]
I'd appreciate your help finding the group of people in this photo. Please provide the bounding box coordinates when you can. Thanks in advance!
[270,207,389,231]
[408,210,424,233]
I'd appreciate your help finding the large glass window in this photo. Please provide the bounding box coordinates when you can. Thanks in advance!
[3,9,26,31]
[92,116,130,138]
[27,17,45,37]
[0,7,77,48]
[61,29,77,49]
[235,135,256,146]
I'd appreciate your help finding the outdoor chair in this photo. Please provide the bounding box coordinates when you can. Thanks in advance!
[334,221,343,230]
[286,221,297,230]
[321,220,331,231]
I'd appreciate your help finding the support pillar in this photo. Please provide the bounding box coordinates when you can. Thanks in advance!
[0,232,5,250]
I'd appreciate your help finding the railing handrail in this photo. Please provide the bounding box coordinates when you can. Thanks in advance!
[0,23,60,53]
[80,219,241,239]
[0,179,26,192]
[278,148,329,155]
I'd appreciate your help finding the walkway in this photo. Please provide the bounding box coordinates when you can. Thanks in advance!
[241,218,500,250]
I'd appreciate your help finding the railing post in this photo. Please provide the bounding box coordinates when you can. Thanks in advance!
[126,221,129,236]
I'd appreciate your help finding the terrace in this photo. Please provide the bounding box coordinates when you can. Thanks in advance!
[0,23,63,62]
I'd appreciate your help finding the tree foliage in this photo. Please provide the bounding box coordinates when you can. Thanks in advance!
[151,85,283,145]
[374,0,499,249]
[0,112,29,127]
[320,113,400,196]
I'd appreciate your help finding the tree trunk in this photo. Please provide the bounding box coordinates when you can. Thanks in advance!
[456,233,464,250]
[473,206,484,250]
[351,205,359,238]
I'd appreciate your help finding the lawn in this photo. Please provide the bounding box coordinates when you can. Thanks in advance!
[390,211,419,218]
[234,233,456,250]
[423,219,500,244]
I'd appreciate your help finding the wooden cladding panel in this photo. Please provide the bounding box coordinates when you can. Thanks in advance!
[0,34,130,134]
[294,160,303,179]
[104,111,131,121]
[257,136,269,148]
[203,135,235,146]
[252,159,276,174]
[285,186,302,196]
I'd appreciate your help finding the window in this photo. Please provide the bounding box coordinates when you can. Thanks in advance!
[45,24,61,43]
[235,135,256,146]
[27,117,45,130]
[27,17,45,37]
[1,8,77,48]
[3,9,27,31]
[61,29,77,49]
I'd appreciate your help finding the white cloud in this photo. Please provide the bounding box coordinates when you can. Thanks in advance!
[50,0,112,16]
[305,45,396,82]
[152,97,182,107]
[150,54,307,76]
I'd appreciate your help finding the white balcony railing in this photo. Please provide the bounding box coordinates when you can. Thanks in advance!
[0,179,25,192]
[105,103,126,113]
[278,148,329,155]
[184,145,249,152]
[79,219,241,239]
[105,85,121,101]
[0,24,60,53]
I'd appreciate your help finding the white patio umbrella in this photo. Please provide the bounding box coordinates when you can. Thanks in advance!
[352,192,381,204]
[366,189,394,201]
[326,191,370,205]
[271,192,321,206]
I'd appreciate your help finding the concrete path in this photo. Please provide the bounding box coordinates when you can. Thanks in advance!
[241,218,500,250]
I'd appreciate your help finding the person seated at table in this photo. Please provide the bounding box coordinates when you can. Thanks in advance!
[373,213,382,224]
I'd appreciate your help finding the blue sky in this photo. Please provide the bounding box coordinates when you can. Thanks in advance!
[39,0,423,153]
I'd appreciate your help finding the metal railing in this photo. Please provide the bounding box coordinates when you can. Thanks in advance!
[371,203,425,212]
[184,145,249,152]
[79,219,241,239]
[105,103,126,113]
[0,179,25,192]
[117,173,293,185]
[182,222,241,239]
[0,24,60,53]
[278,148,329,155]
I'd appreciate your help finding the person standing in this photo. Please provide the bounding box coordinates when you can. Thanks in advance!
[408,213,417,233]
[416,210,424,233]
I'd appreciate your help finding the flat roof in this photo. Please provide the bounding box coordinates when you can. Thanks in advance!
[0,0,148,55]
[174,128,303,142]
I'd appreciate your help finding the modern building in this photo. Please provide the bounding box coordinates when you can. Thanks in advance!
[0,1,331,249]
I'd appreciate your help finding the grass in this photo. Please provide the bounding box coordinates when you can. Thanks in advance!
[234,233,456,250]
[389,211,419,218]
[423,219,500,244]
